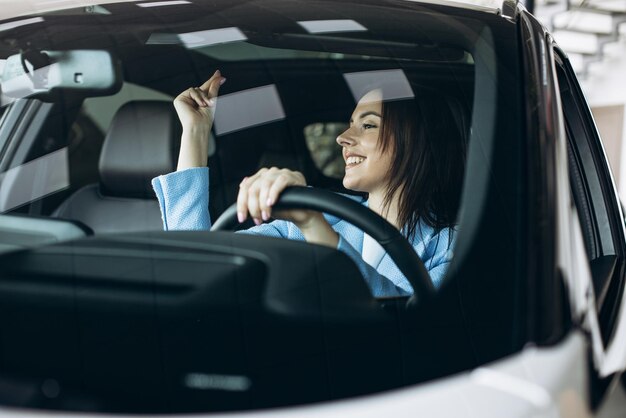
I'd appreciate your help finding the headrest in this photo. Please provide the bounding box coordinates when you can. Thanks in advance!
[99,101,181,198]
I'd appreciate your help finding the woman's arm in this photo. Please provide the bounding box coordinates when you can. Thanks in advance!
[151,72,225,230]
[290,212,339,248]
[154,72,342,250]
[173,70,226,170]
[152,167,211,230]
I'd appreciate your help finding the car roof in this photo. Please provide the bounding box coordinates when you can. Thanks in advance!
[0,0,515,22]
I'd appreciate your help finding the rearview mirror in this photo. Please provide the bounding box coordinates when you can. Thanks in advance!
[1,50,122,100]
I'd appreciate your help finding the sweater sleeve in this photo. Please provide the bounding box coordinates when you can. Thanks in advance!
[151,167,211,230]
[151,167,296,238]
[336,227,455,297]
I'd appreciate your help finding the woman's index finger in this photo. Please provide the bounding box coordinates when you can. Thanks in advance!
[199,70,221,90]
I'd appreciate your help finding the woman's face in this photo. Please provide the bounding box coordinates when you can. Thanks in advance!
[336,89,394,195]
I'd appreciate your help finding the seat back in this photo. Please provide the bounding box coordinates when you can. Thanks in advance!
[54,101,181,233]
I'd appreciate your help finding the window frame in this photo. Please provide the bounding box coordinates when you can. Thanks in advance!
[554,49,626,345]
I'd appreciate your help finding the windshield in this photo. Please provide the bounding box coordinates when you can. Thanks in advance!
[0,0,525,414]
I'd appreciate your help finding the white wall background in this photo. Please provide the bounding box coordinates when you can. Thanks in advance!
[579,50,626,198]
[534,0,626,197]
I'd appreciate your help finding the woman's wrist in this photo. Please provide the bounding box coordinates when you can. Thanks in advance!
[182,126,210,144]
[177,129,210,170]
[297,213,339,248]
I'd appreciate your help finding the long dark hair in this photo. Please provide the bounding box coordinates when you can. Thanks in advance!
[378,92,468,240]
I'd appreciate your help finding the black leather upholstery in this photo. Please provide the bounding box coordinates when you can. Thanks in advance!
[99,101,181,198]
[54,100,180,233]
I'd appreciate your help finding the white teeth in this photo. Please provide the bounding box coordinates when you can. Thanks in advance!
[346,156,365,165]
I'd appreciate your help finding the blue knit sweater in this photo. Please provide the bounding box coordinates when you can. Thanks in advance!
[151,167,455,297]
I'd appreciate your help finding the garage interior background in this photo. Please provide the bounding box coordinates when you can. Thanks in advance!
[0,0,625,198]
[533,0,626,197]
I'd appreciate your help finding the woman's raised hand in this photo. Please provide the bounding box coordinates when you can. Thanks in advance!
[174,70,226,131]
[175,70,226,171]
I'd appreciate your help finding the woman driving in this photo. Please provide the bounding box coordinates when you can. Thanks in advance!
[152,70,467,297]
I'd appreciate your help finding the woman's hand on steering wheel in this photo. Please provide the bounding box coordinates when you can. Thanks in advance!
[238,168,313,226]
[238,167,340,248]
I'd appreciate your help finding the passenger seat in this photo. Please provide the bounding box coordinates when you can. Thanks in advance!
[53,101,181,233]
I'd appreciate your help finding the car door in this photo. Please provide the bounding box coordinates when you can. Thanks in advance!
[552,44,626,412]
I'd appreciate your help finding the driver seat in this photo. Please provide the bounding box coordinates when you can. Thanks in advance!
[53,101,181,233]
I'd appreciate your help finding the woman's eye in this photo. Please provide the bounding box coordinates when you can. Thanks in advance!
[362,123,377,130]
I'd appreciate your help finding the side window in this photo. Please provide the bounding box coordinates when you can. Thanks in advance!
[0,83,174,216]
[555,51,625,343]
[0,100,74,215]
[304,122,346,179]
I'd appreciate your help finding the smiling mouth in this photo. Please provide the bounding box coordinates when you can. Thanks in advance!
[346,156,366,167]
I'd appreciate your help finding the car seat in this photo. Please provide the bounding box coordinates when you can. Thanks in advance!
[53,100,181,233]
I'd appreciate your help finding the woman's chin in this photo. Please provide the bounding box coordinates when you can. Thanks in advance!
[342,176,363,192]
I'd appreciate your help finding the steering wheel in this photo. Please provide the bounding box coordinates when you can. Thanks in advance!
[211,186,435,303]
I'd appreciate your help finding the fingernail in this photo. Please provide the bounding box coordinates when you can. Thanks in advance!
[262,211,269,221]
[219,77,227,85]
[254,218,261,226]
[207,98,215,107]
[266,198,273,206]
[237,212,244,223]
[215,69,220,75]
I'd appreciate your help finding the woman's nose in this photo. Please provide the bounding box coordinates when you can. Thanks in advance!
[336,127,356,146]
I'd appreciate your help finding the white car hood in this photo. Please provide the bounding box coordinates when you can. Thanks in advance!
[0,332,589,418]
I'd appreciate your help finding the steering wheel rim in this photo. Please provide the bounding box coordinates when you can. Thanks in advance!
[211,186,435,302]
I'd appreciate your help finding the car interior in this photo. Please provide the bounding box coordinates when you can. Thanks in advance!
[0,1,529,414]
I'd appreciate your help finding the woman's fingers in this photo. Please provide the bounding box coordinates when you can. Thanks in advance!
[237,177,250,224]
[197,88,213,106]
[208,76,226,99]
[246,168,267,224]
[175,70,225,108]
[247,182,263,225]
[200,70,221,90]
[236,169,307,224]
[258,177,274,221]
[199,70,226,102]
[188,87,208,107]
[265,174,289,218]
[237,171,263,224]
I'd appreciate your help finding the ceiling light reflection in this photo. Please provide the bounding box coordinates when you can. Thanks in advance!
[147,27,247,48]
[180,28,246,48]
[137,0,191,8]
[0,17,44,32]
[214,85,285,135]
[343,69,414,103]
[297,19,367,34]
